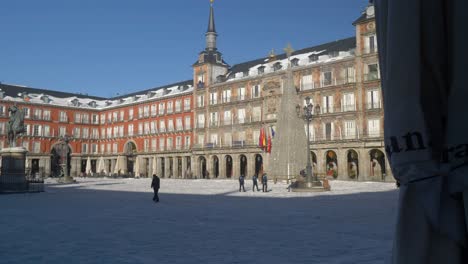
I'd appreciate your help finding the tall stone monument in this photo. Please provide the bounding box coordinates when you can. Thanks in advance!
[0,105,28,192]
[268,44,309,181]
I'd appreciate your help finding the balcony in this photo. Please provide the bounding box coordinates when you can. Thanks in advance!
[364,72,380,81]
[366,102,382,110]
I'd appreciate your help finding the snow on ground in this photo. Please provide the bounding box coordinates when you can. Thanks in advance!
[1,178,398,264]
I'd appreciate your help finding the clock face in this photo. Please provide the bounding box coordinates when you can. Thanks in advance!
[366,6,375,17]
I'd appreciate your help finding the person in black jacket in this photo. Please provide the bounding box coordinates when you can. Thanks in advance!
[151,174,160,202]
[239,175,246,192]
[252,174,260,191]
[262,173,268,192]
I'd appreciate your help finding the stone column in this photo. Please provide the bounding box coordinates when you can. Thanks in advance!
[192,156,199,179]
[247,153,255,179]
[164,156,171,178]
[337,149,347,180]
[181,156,187,178]
[70,156,80,177]
[219,155,226,179]
[206,155,212,179]
[359,149,371,181]
[232,154,239,179]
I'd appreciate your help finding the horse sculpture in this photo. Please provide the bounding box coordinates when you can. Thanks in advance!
[6,105,26,148]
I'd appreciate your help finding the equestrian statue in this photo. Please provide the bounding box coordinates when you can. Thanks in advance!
[6,105,26,148]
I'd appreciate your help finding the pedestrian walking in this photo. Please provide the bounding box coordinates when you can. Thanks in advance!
[151,174,160,202]
[252,174,260,191]
[262,172,268,192]
[239,175,246,192]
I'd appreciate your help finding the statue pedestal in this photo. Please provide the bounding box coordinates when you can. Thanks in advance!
[290,177,329,192]
[0,147,28,192]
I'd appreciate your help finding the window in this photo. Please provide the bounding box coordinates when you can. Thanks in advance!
[100,114,105,124]
[197,95,205,107]
[324,122,334,140]
[32,142,41,153]
[138,123,143,135]
[144,139,149,152]
[138,107,143,119]
[210,92,217,105]
[101,128,106,139]
[198,134,205,146]
[151,105,157,116]
[184,136,191,149]
[367,89,381,109]
[185,116,191,130]
[257,66,265,75]
[222,89,231,103]
[197,114,205,128]
[176,118,183,131]
[223,110,232,125]
[159,120,166,133]
[92,144,98,154]
[107,127,112,138]
[167,101,173,114]
[151,139,157,151]
[210,112,218,127]
[142,106,149,118]
[345,66,356,83]
[365,35,378,54]
[168,119,174,132]
[322,96,334,114]
[92,114,99,124]
[82,128,89,139]
[238,108,246,124]
[273,62,282,71]
[44,125,50,137]
[301,75,313,90]
[91,128,99,139]
[129,109,134,120]
[238,87,246,100]
[309,54,319,62]
[368,119,381,137]
[159,103,165,115]
[291,58,299,67]
[252,107,261,122]
[107,143,111,153]
[144,122,150,135]
[33,109,42,120]
[113,143,118,153]
[224,132,232,146]
[128,124,134,136]
[74,113,82,123]
[33,125,42,136]
[322,71,333,86]
[159,138,165,151]
[184,98,191,111]
[252,85,261,98]
[23,108,30,119]
[59,111,68,122]
[167,137,173,150]
[119,111,124,121]
[82,114,89,124]
[176,136,182,150]
[342,93,355,112]
[365,64,380,81]
[344,120,356,139]
[150,121,157,134]
[210,134,218,145]
[59,127,66,137]
[0,123,5,135]
[100,144,105,154]
[175,100,182,112]
[82,143,88,154]
[0,105,5,116]
[73,127,81,138]
[304,124,315,141]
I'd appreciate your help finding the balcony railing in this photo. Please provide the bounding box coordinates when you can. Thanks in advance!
[366,102,382,110]
[364,72,380,81]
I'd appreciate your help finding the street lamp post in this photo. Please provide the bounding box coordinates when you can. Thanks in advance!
[303,96,321,187]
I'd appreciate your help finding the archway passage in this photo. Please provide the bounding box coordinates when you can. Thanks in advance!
[225,155,233,178]
[31,159,40,176]
[50,143,71,177]
[369,149,386,180]
[125,142,137,176]
[160,157,166,178]
[347,150,359,179]
[255,154,263,177]
[240,155,247,177]
[212,156,219,178]
[186,156,192,178]
[311,151,317,172]
[177,157,182,178]
[199,156,207,179]
[325,150,338,179]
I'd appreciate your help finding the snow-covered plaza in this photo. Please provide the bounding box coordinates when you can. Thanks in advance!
[1,178,398,264]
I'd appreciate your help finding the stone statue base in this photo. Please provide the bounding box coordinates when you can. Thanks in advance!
[0,147,28,192]
[290,177,330,192]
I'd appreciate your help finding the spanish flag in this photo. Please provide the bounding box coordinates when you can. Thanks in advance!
[262,127,267,150]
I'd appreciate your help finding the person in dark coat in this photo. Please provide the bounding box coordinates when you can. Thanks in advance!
[262,173,268,192]
[239,175,246,192]
[252,174,260,191]
[151,174,160,202]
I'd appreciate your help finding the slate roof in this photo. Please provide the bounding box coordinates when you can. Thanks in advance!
[110,80,193,100]
[353,13,369,25]
[227,37,356,76]
[0,83,105,100]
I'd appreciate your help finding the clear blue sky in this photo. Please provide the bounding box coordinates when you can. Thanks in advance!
[0,0,368,98]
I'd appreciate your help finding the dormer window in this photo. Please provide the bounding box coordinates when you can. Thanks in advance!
[291,58,299,67]
[273,62,282,72]
[41,95,51,103]
[309,54,319,62]
[88,101,97,108]
[329,51,339,58]
[0,89,4,99]
[105,101,112,106]
[71,99,80,107]
[216,75,226,83]
[243,71,249,77]
[257,66,265,75]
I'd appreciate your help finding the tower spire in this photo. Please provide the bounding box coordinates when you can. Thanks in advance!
[205,0,217,51]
